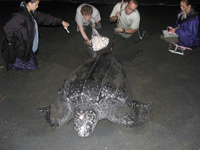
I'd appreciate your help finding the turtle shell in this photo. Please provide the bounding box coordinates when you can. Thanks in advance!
[58,53,127,108]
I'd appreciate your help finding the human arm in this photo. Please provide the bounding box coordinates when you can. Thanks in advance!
[92,7,101,27]
[3,13,24,43]
[91,21,100,28]
[34,11,69,27]
[114,27,136,34]
[77,24,92,46]
[110,12,121,23]
[167,26,178,33]
[62,21,70,29]
[109,3,122,23]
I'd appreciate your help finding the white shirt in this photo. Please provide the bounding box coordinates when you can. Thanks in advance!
[110,2,140,38]
[75,4,101,26]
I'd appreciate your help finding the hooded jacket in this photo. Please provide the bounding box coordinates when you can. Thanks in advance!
[3,5,63,62]
[173,8,199,48]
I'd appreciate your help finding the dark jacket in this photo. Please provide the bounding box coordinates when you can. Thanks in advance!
[173,8,199,48]
[3,5,63,62]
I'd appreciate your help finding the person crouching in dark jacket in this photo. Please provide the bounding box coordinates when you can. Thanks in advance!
[3,0,69,70]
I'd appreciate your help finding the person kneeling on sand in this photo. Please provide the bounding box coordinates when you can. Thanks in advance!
[109,0,147,43]
[75,4,101,46]
[2,0,69,71]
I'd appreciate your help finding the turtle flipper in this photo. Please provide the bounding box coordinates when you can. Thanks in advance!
[37,100,73,128]
[107,100,153,127]
[37,105,57,127]
[127,100,153,126]
[118,50,143,65]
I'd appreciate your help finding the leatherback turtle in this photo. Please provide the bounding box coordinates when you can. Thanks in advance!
[38,52,153,137]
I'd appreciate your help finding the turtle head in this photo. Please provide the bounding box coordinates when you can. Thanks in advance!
[74,107,98,137]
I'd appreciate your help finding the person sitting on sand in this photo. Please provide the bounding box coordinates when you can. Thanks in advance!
[167,0,199,49]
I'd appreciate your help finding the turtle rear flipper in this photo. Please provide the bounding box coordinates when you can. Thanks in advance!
[118,50,143,65]
[128,100,154,125]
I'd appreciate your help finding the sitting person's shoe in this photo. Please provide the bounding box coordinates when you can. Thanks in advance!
[142,30,149,39]
[168,42,192,55]
[138,27,149,39]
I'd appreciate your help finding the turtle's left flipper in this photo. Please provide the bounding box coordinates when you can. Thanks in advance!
[127,100,154,125]
[107,100,153,127]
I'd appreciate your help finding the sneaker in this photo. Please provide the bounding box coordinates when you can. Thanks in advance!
[138,28,149,39]
[168,42,184,55]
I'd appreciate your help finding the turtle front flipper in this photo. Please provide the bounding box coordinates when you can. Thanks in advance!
[37,97,73,128]
[107,101,153,127]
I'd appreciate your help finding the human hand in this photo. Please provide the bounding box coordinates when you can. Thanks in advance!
[171,28,176,34]
[85,39,92,46]
[114,27,125,33]
[115,12,121,18]
[167,26,173,30]
[62,21,69,29]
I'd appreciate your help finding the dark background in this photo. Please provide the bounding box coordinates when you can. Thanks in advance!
[0,1,200,150]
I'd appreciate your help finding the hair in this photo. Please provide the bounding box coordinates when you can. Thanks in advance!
[181,0,192,6]
[81,5,93,16]
[128,0,139,5]
[23,0,38,4]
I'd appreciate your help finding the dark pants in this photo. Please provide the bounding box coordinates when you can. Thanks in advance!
[9,53,38,70]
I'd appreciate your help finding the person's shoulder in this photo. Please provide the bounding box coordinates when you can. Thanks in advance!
[12,7,26,19]
[76,4,84,14]
[90,5,100,14]
[132,9,140,16]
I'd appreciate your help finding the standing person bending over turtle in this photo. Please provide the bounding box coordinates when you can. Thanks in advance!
[110,0,146,42]
[75,4,101,46]
[2,0,69,71]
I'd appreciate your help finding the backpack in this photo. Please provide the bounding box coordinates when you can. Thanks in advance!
[2,39,16,64]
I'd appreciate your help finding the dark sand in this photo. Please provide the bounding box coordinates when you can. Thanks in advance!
[0,2,200,150]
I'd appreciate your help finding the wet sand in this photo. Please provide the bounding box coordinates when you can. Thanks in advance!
[0,2,200,150]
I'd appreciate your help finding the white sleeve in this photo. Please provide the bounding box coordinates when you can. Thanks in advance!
[110,3,120,17]
[94,9,101,23]
[75,6,83,25]
[130,11,140,30]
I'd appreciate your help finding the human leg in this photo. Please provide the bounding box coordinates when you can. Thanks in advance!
[9,53,38,70]
[131,27,149,43]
